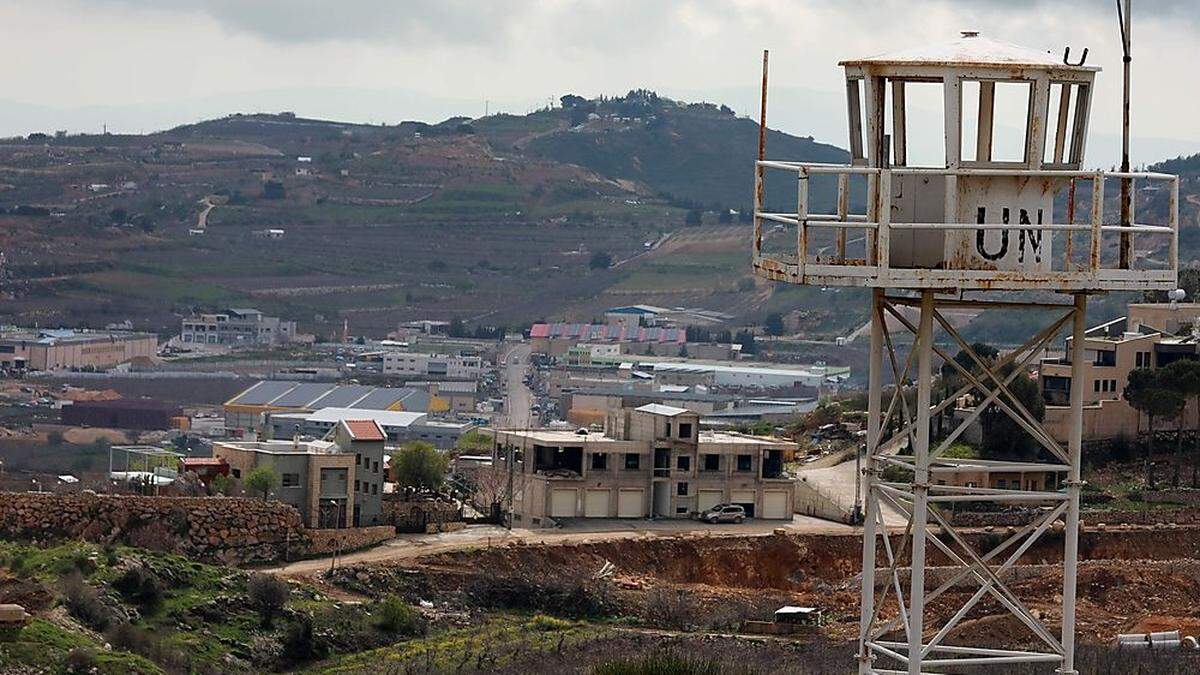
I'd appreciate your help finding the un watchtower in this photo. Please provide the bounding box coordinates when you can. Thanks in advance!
[751,31,1179,674]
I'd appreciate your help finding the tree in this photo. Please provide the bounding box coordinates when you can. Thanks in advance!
[979,362,1045,460]
[717,209,734,224]
[261,180,285,200]
[447,317,466,337]
[1124,368,1185,487]
[244,466,277,500]
[684,209,703,226]
[589,251,613,270]
[1161,359,1200,486]
[764,313,786,336]
[391,442,449,493]
[246,573,289,628]
[734,330,757,355]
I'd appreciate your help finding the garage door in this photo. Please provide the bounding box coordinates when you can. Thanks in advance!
[697,489,723,512]
[762,490,790,519]
[617,488,644,518]
[584,489,611,518]
[550,489,577,518]
[731,490,756,518]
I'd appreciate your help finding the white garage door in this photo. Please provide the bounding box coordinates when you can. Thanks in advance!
[697,489,723,512]
[584,489,611,518]
[550,488,577,518]
[617,488,644,518]
[762,490,791,519]
[731,490,757,517]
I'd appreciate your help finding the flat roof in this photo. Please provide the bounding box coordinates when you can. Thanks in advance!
[840,33,1099,72]
[699,431,795,448]
[571,384,735,403]
[0,327,157,345]
[489,428,627,444]
[635,403,693,417]
[214,439,344,456]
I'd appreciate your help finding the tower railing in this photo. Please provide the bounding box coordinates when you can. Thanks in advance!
[752,161,1179,291]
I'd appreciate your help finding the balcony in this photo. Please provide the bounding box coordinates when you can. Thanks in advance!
[753,162,1179,293]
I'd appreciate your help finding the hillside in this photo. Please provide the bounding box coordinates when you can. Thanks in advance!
[475,90,848,211]
[0,94,858,339]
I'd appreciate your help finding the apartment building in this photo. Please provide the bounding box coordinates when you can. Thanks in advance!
[487,404,796,527]
[381,351,483,379]
[213,419,387,527]
[180,308,297,346]
[1038,314,1200,443]
[0,328,157,371]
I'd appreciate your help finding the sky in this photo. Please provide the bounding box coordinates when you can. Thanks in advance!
[1,0,1197,166]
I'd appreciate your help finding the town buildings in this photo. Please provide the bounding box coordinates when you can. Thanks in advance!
[0,328,157,371]
[222,381,441,437]
[381,351,483,379]
[263,407,472,449]
[486,404,796,526]
[180,308,297,346]
[213,419,387,527]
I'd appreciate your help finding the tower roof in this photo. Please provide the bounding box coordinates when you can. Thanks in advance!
[839,32,1100,72]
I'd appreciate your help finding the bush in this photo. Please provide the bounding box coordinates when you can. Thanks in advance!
[106,622,153,654]
[113,565,163,609]
[526,614,572,631]
[61,572,112,631]
[64,647,98,674]
[281,614,328,663]
[469,571,612,618]
[247,573,290,628]
[373,595,425,636]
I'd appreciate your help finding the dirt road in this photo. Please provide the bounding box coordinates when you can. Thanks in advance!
[263,515,855,576]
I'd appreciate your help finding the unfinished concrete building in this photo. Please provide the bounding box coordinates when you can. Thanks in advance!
[487,404,796,527]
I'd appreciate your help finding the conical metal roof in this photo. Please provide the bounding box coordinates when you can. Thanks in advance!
[839,31,1100,72]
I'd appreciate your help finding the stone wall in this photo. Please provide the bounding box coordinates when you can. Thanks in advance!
[0,492,310,565]
[386,497,462,532]
[307,525,395,554]
[949,506,1200,528]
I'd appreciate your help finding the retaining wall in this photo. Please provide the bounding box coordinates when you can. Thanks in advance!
[0,492,398,565]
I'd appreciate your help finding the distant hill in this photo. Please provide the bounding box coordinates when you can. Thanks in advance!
[475,90,849,212]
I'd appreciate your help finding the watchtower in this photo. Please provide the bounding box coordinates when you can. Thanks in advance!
[752,31,1179,674]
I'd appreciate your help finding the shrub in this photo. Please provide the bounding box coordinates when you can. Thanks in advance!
[106,622,153,654]
[64,647,98,674]
[526,614,572,631]
[113,565,163,609]
[247,573,290,628]
[373,595,425,636]
[281,614,328,663]
[61,572,112,631]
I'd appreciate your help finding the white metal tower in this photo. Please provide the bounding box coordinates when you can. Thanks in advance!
[751,31,1179,674]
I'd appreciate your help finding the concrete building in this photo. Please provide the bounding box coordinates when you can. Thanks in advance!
[1039,317,1167,443]
[222,381,441,437]
[1036,310,1200,443]
[263,407,472,449]
[530,323,686,357]
[487,403,796,526]
[213,418,387,527]
[381,351,483,379]
[410,381,478,415]
[180,308,297,346]
[0,328,157,371]
[562,384,738,426]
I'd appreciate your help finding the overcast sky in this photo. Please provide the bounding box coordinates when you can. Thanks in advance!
[1,0,1197,166]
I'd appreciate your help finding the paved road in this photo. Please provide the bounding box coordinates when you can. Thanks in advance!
[497,342,533,429]
[263,514,855,576]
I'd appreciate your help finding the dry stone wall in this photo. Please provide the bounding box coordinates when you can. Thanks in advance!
[0,492,308,565]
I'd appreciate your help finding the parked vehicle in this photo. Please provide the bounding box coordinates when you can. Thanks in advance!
[699,504,746,524]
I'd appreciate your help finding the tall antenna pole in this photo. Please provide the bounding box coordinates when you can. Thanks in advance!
[1118,0,1133,268]
[754,50,769,255]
